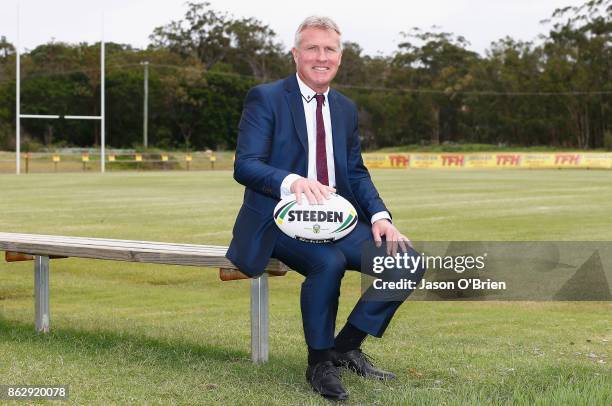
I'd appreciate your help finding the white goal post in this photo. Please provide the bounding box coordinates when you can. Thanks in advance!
[15,7,106,174]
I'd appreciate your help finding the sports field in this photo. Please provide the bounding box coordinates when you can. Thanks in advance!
[0,170,610,404]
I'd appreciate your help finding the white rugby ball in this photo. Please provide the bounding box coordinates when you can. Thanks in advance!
[273,193,358,243]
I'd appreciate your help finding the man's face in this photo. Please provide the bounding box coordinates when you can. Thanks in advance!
[292,27,342,93]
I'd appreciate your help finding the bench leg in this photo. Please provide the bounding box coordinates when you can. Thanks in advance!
[34,255,50,333]
[250,273,269,363]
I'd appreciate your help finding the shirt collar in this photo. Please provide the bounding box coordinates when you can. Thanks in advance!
[296,73,329,105]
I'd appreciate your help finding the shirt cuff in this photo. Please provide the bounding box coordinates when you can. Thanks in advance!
[280,174,303,198]
[371,211,391,224]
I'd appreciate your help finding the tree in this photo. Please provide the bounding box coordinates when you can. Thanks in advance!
[158,63,207,149]
[466,38,549,146]
[334,42,367,85]
[149,2,231,69]
[149,2,289,80]
[0,81,13,149]
[0,36,15,82]
[227,17,289,80]
[541,0,611,148]
[393,28,478,144]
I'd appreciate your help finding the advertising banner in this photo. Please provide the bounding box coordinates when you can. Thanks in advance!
[363,154,410,168]
[363,153,611,170]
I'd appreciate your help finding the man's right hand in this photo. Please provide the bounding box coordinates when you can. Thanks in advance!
[290,177,336,205]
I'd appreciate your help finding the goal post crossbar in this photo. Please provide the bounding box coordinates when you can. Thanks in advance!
[20,115,103,120]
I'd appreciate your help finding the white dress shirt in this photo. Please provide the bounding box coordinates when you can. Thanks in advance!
[280,73,391,224]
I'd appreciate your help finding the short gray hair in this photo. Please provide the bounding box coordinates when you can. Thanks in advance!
[294,16,342,49]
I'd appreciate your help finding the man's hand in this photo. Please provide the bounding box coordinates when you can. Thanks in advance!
[371,219,413,256]
[290,177,336,205]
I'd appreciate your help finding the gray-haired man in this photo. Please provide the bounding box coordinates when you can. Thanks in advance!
[227,16,419,401]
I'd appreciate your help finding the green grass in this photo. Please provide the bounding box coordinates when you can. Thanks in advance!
[0,170,611,405]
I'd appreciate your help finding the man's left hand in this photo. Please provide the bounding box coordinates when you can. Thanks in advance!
[371,219,412,256]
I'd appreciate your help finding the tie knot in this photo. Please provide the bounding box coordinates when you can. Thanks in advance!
[315,94,325,105]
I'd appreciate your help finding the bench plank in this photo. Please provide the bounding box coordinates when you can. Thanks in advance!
[0,232,284,272]
[0,233,230,253]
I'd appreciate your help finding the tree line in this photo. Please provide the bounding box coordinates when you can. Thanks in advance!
[0,0,610,151]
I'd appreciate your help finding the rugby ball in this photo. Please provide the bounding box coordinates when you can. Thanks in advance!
[273,193,358,243]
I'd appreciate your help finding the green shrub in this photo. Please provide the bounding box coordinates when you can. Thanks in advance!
[0,122,12,150]
[604,131,612,151]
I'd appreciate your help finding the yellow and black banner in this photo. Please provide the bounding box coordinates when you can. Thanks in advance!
[363,153,612,170]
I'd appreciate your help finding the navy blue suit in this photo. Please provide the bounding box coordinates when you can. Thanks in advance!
[227,75,417,349]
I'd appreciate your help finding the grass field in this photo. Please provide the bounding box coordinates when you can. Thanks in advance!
[0,170,611,405]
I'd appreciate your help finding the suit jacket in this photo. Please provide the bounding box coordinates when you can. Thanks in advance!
[226,74,389,276]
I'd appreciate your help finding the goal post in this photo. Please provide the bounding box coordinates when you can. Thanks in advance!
[15,7,106,174]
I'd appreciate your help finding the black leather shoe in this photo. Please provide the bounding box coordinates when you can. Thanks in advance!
[306,361,348,401]
[334,349,396,380]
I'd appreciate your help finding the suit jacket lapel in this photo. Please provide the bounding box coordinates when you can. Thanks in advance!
[283,77,308,153]
[329,90,348,188]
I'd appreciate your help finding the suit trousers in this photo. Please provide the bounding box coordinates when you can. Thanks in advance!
[272,220,425,349]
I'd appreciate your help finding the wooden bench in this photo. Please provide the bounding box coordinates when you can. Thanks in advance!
[0,232,288,363]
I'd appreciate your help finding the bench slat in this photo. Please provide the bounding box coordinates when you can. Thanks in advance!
[0,233,228,253]
[0,232,284,271]
[0,236,228,255]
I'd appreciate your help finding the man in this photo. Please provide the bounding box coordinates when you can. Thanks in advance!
[227,16,418,401]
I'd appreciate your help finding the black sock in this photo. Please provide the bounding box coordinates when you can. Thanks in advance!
[307,347,333,366]
[334,323,368,353]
